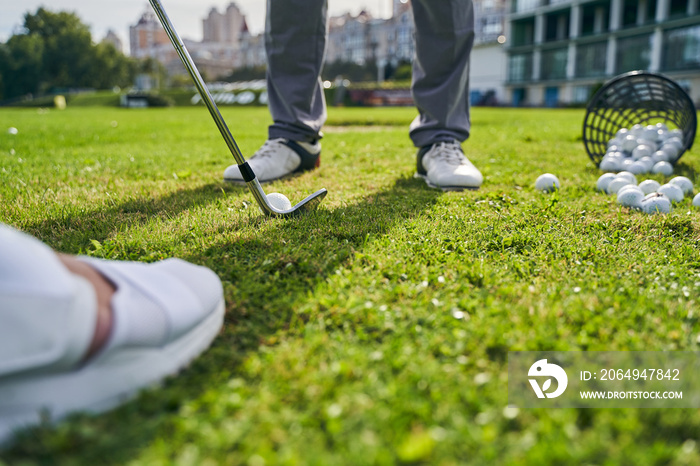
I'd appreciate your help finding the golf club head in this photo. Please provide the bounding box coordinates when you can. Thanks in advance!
[248,180,327,217]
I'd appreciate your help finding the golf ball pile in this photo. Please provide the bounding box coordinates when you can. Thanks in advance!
[599,123,685,176]
[597,173,695,214]
[535,173,560,192]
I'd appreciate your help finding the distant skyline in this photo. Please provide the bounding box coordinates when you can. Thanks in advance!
[1,1,393,50]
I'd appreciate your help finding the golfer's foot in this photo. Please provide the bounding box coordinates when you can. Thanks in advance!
[0,250,224,445]
[223,138,321,184]
[415,141,483,191]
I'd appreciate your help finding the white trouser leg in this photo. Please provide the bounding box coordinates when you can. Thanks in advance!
[0,224,95,378]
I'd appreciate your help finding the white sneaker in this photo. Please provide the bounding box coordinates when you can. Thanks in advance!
[415,141,483,191]
[0,254,224,446]
[223,138,321,184]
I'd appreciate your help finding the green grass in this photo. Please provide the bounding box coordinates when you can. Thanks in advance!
[1,106,700,465]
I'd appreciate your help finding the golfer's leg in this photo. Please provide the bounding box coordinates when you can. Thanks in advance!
[266,0,328,142]
[409,0,475,148]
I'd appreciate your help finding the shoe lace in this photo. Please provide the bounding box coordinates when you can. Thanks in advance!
[253,138,286,159]
[430,141,466,166]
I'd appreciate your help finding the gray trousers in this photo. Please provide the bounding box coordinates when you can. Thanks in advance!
[265,0,474,148]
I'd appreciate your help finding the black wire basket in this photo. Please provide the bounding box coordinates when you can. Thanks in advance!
[583,71,697,166]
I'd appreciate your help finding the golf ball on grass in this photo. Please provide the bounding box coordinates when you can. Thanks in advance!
[266,192,292,211]
[657,183,684,202]
[596,173,617,192]
[617,187,644,209]
[535,173,560,192]
[638,179,661,195]
[652,161,674,176]
[606,177,634,195]
[641,193,672,215]
[693,193,700,207]
[669,176,694,196]
[7,127,18,135]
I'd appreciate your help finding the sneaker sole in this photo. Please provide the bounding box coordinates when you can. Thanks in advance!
[0,299,225,446]
[414,173,480,192]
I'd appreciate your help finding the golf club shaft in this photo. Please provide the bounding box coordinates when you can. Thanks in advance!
[148,0,246,166]
[148,0,277,213]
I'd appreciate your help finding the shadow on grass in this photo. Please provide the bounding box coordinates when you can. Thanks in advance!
[2,176,443,464]
[18,183,237,253]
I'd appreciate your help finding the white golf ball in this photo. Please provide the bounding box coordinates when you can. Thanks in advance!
[616,171,637,184]
[631,124,644,137]
[606,177,633,195]
[638,179,661,195]
[693,193,700,207]
[638,156,654,171]
[669,176,694,196]
[660,144,681,163]
[669,129,684,139]
[628,161,648,175]
[656,123,669,133]
[600,156,621,172]
[596,173,617,192]
[535,173,560,193]
[617,188,644,209]
[620,158,635,169]
[652,161,674,176]
[657,183,684,202]
[632,144,654,160]
[666,137,684,151]
[7,127,18,135]
[651,151,670,164]
[616,128,630,139]
[641,193,672,215]
[621,134,639,153]
[643,126,659,142]
[266,192,292,211]
[607,138,622,148]
[655,129,668,143]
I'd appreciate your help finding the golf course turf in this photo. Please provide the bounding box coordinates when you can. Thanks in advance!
[1,106,700,464]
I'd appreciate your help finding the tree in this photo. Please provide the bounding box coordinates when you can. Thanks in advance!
[0,7,136,100]
[0,34,44,98]
[92,42,136,90]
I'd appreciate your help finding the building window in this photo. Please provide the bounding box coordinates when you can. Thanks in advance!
[622,0,638,28]
[616,34,653,73]
[646,0,658,23]
[508,53,533,82]
[541,47,568,80]
[512,18,535,46]
[573,85,592,103]
[545,10,570,42]
[663,25,700,71]
[576,41,608,78]
[669,0,689,18]
[581,1,610,36]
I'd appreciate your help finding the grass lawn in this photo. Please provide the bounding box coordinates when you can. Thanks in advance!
[1,105,700,465]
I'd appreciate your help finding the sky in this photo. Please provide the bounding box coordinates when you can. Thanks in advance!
[0,1,391,51]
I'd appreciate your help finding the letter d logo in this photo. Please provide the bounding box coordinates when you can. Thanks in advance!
[528,359,568,399]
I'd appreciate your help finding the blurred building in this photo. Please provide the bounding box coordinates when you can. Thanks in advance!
[102,29,124,54]
[128,1,508,100]
[202,3,246,45]
[129,10,173,60]
[505,0,700,107]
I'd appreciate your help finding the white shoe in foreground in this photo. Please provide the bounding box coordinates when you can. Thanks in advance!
[223,138,321,184]
[415,141,483,191]
[0,257,224,446]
